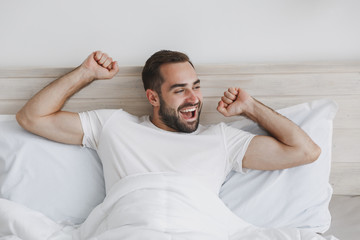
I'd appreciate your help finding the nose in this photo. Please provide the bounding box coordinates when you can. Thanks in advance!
[186,89,199,104]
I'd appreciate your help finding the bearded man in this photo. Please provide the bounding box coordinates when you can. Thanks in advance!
[16,50,320,194]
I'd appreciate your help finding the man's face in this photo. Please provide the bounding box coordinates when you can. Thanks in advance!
[157,62,203,133]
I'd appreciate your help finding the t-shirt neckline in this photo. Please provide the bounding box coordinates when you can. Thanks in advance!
[143,115,201,135]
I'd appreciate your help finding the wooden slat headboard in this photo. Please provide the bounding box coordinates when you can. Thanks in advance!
[1,63,359,195]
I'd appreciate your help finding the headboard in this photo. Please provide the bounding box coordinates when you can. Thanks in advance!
[1,62,359,195]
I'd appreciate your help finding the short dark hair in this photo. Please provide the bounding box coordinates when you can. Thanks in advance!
[142,50,194,93]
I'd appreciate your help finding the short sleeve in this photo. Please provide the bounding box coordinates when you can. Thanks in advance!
[223,123,255,173]
[78,109,117,150]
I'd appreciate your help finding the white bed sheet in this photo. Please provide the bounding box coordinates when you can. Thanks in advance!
[325,195,360,240]
[0,172,339,240]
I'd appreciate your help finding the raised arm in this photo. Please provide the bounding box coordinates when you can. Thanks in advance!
[217,87,321,170]
[16,51,119,145]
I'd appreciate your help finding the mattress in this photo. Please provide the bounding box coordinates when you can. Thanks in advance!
[325,195,360,240]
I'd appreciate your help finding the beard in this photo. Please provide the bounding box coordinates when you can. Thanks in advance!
[158,96,202,133]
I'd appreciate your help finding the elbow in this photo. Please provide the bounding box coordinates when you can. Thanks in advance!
[16,109,34,131]
[16,109,27,129]
[304,143,322,164]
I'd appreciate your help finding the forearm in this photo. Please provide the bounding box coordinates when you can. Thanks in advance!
[243,98,320,160]
[16,51,118,145]
[244,98,302,146]
[218,87,321,169]
[17,66,93,121]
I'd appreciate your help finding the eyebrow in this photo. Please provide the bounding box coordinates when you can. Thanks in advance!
[169,79,201,91]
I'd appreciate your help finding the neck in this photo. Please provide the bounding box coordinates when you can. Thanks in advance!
[150,110,177,132]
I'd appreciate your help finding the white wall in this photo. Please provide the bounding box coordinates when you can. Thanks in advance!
[0,0,359,67]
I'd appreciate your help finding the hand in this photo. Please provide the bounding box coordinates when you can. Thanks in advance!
[80,51,119,80]
[217,87,253,117]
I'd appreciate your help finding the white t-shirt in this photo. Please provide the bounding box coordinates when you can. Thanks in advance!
[79,109,255,194]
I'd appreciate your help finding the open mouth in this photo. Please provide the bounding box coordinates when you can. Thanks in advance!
[179,106,197,121]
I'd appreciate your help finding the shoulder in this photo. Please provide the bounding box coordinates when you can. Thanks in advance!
[201,122,235,132]
[112,109,140,123]
[79,109,142,129]
[210,122,256,140]
[194,122,226,135]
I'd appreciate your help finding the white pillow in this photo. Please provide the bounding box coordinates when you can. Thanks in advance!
[0,115,105,225]
[219,99,338,233]
[0,99,337,230]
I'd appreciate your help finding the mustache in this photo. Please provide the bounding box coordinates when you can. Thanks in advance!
[177,102,201,111]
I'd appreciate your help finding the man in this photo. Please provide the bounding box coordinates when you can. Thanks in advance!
[16,50,320,194]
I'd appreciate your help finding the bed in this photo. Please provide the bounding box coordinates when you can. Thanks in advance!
[0,62,359,239]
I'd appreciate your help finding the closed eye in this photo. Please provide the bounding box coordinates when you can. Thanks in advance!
[175,89,184,94]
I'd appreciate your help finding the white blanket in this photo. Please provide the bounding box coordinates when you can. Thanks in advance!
[0,172,338,240]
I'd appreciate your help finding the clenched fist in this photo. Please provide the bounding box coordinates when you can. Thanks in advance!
[217,87,253,117]
[80,51,119,80]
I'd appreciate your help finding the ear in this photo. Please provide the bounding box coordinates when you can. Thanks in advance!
[146,89,160,107]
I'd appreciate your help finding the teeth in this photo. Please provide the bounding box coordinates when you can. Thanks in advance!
[181,107,196,113]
